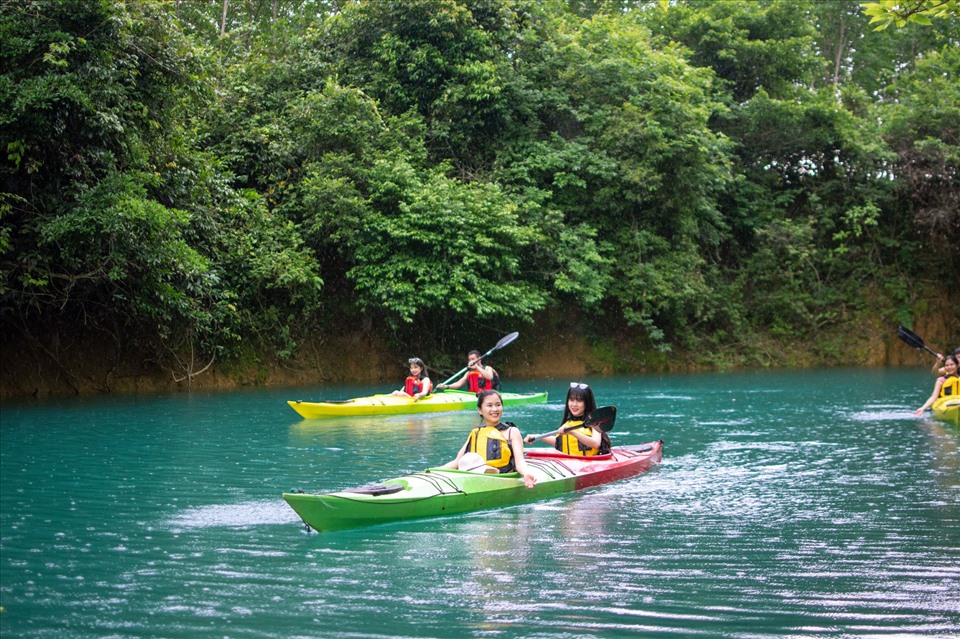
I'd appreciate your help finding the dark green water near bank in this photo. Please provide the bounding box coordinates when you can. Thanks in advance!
[2,369,958,638]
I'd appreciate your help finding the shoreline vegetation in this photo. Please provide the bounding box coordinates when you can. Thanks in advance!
[2,302,955,399]
[2,2,958,400]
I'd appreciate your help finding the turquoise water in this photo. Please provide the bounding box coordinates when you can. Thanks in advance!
[1,369,958,638]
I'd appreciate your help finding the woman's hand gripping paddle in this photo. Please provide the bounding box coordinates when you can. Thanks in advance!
[525,405,617,443]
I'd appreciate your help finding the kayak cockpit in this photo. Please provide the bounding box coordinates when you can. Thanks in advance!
[341,483,405,496]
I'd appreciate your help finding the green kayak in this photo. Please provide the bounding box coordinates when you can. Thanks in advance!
[283,441,663,532]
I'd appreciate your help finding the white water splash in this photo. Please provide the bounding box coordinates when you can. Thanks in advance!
[166,500,300,529]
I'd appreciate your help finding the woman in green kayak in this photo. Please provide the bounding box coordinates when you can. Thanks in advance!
[441,389,538,488]
[526,382,610,455]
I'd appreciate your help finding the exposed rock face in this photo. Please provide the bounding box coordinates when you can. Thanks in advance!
[2,308,957,399]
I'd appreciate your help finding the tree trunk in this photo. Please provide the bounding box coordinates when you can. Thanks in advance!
[833,9,845,90]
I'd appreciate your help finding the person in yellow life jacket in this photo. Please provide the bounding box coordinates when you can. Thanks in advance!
[436,350,501,393]
[525,382,610,455]
[441,390,537,488]
[916,354,959,416]
[932,347,960,376]
[390,357,432,400]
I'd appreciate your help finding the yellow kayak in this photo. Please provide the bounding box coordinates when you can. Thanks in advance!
[288,389,548,418]
[932,396,960,426]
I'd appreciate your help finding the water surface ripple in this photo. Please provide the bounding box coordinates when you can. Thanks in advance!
[2,369,958,638]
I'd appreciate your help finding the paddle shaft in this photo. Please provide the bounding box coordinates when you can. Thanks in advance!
[438,332,519,388]
[527,405,616,440]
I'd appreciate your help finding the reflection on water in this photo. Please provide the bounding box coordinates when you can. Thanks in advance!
[2,371,959,638]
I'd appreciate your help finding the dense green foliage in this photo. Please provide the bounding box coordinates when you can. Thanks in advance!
[863,0,959,29]
[1,0,957,373]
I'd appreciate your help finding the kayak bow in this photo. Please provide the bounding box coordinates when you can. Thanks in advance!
[283,441,663,532]
[932,396,960,426]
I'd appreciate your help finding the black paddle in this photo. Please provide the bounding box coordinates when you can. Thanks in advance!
[525,405,617,442]
[435,332,519,390]
[897,325,941,358]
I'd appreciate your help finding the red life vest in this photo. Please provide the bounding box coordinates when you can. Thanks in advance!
[467,368,499,393]
[404,376,425,396]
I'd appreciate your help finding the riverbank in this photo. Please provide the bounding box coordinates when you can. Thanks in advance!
[2,303,956,400]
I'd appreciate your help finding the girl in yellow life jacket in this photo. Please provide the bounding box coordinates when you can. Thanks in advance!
[389,358,432,400]
[916,355,959,416]
[526,382,610,455]
[440,390,538,488]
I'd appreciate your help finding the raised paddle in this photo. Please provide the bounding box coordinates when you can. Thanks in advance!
[435,331,520,389]
[897,325,941,359]
[525,405,617,441]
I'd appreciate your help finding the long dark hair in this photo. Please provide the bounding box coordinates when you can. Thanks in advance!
[408,357,428,380]
[561,383,597,425]
[943,354,959,375]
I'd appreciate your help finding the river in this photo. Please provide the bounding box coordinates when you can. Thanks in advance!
[1,368,958,638]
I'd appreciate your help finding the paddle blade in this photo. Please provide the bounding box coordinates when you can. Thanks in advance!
[440,332,520,387]
[585,405,616,432]
[897,325,925,350]
[492,331,519,352]
[897,325,940,357]
[525,405,617,441]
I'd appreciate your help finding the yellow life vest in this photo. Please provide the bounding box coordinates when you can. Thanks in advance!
[466,424,515,472]
[554,420,601,457]
[940,375,959,398]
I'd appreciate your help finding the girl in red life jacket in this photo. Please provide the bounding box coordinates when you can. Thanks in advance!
[436,350,501,393]
[390,357,433,400]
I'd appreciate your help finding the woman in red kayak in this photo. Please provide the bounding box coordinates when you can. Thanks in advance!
[441,389,537,488]
[526,382,610,455]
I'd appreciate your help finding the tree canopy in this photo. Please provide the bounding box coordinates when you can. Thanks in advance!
[1,0,957,375]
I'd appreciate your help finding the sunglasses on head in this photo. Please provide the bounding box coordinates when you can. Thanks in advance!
[408,358,424,365]
[570,382,589,389]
